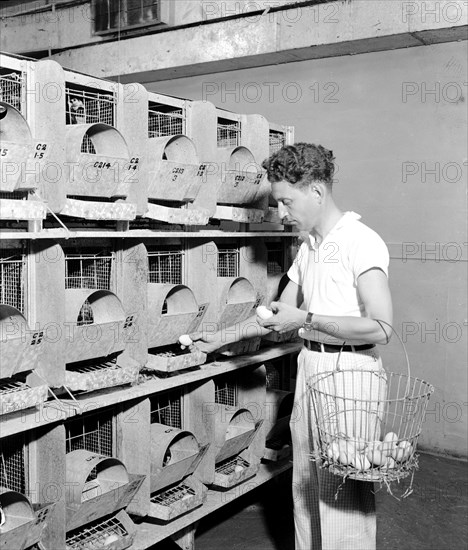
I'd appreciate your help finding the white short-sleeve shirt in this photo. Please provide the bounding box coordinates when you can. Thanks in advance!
[288,211,389,325]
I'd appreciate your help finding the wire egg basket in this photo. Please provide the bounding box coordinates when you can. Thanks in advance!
[307,321,434,491]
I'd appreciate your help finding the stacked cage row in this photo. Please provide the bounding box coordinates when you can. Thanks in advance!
[0,53,294,226]
[0,237,297,415]
[0,359,286,549]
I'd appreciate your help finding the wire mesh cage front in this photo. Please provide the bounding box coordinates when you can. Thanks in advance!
[150,390,182,428]
[215,455,250,475]
[0,434,26,494]
[266,241,284,274]
[217,246,239,278]
[265,361,283,390]
[215,379,237,407]
[308,368,434,485]
[65,514,128,550]
[65,249,114,290]
[148,102,185,138]
[0,69,25,114]
[269,129,286,155]
[66,411,114,458]
[65,84,116,126]
[217,117,241,148]
[0,249,26,313]
[147,248,183,284]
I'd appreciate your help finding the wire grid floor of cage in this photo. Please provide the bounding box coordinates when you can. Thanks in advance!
[0,435,26,494]
[0,71,25,114]
[65,252,114,290]
[217,120,241,148]
[214,381,237,407]
[148,107,185,138]
[217,248,240,278]
[150,482,196,507]
[66,515,128,550]
[215,455,250,475]
[0,250,26,313]
[147,249,183,284]
[0,379,31,395]
[150,392,182,428]
[65,87,115,126]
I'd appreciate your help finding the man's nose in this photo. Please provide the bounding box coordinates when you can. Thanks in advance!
[278,203,288,219]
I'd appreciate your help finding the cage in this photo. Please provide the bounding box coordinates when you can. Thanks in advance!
[0,102,47,221]
[63,290,139,391]
[0,249,26,313]
[0,58,26,116]
[147,247,183,285]
[216,147,266,206]
[148,96,186,138]
[0,487,55,550]
[216,275,261,356]
[145,135,209,225]
[212,407,262,489]
[146,284,207,372]
[0,434,27,495]
[65,449,144,533]
[217,245,240,278]
[217,276,257,328]
[64,123,131,200]
[65,81,116,127]
[150,390,183,429]
[0,102,33,193]
[0,305,44,380]
[263,389,294,462]
[268,122,294,157]
[217,114,241,148]
[148,424,208,521]
[65,249,114,290]
[65,509,135,550]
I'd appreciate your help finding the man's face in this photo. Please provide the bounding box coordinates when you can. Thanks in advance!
[271,179,318,232]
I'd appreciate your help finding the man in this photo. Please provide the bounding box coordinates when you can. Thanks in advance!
[190,142,392,550]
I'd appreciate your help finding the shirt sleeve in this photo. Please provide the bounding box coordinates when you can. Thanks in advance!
[287,241,309,287]
[349,226,390,283]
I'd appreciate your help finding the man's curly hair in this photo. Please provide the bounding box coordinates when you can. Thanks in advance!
[262,142,335,188]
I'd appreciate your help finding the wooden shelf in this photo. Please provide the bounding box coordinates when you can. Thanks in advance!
[130,458,293,549]
[0,342,302,438]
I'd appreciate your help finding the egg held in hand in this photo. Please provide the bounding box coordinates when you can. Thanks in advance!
[179,334,193,347]
[256,305,274,320]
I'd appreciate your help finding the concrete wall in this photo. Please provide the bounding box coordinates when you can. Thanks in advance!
[148,41,468,458]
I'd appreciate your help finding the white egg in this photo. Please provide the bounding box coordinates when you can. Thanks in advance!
[367,448,388,467]
[234,465,244,472]
[256,305,274,320]
[383,432,399,444]
[351,454,371,471]
[179,334,193,347]
[339,451,350,465]
[383,457,397,469]
[391,443,413,462]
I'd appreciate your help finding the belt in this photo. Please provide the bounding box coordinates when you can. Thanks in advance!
[303,340,375,353]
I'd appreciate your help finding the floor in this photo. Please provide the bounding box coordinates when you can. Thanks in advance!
[151,452,468,550]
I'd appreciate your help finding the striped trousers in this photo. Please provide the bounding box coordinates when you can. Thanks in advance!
[290,346,385,550]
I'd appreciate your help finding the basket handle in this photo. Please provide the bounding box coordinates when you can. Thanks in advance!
[336,319,412,398]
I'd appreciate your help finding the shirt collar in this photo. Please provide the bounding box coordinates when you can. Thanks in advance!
[306,211,361,248]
